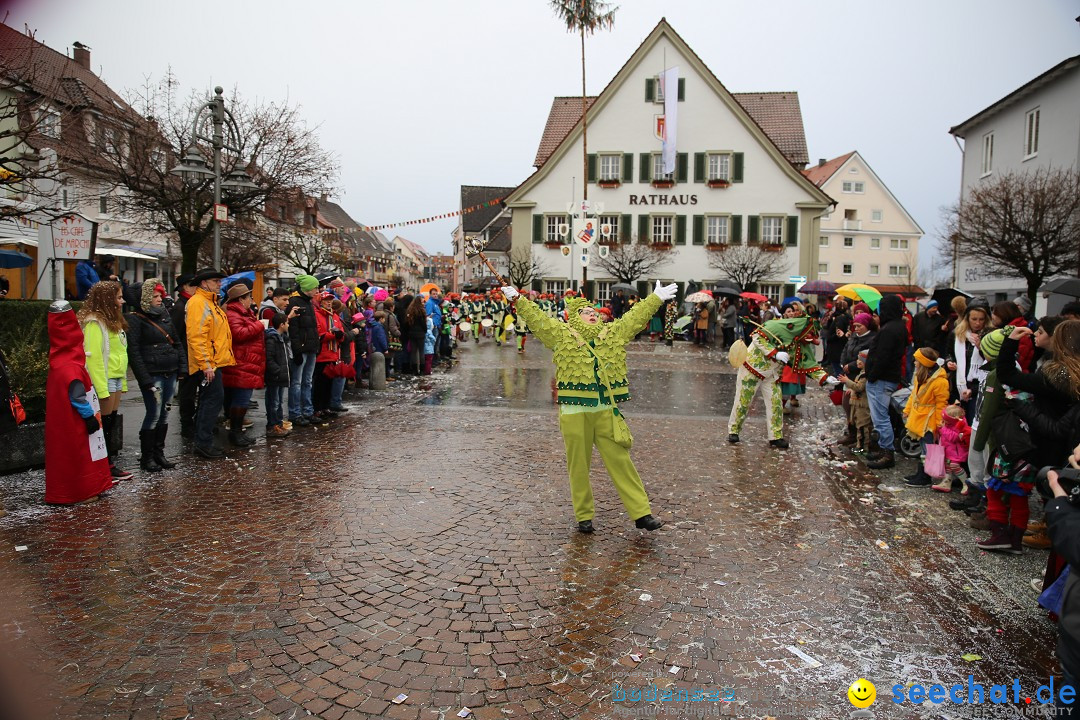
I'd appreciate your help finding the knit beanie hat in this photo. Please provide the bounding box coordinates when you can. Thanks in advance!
[853,312,872,328]
[979,328,1007,360]
[296,275,319,292]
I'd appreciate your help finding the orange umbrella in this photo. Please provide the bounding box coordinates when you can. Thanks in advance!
[419,282,441,294]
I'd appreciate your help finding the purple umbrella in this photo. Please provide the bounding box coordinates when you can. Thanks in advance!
[798,279,836,295]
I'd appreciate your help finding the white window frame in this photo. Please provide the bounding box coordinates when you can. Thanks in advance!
[99,193,109,216]
[544,279,566,295]
[651,153,673,182]
[545,215,565,244]
[842,181,853,193]
[889,238,909,250]
[818,236,829,247]
[595,281,613,303]
[761,215,784,247]
[1024,107,1040,159]
[818,262,829,275]
[598,214,620,241]
[842,263,853,276]
[36,104,61,139]
[869,264,880,276]
[981,132,994,176]
[651,214,674,244]
[888,264,909,277]
[599,153,622,181]
[870,237,881,250]
[706,214,730,245]
[853,181,865,193]
[759,283,782,305]
[871,209,883,223]
[653,75,665,103]
[706,152,731,182]
[843,236,854,248]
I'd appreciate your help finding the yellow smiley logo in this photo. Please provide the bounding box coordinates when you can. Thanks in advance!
[847,678,876,708]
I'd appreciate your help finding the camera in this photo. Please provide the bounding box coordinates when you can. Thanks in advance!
[1035,466,1080,504]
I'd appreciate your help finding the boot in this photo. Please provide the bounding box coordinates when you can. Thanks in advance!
[865,450,895,469]
[139,429,163,473]
[1007,525,1025,554]
[969,510,991,530]
[153,424,176,469]
[1022,529,1051,550]
[976,521,1014,551]
[930,475,955,492]
[102,413,133,481]
[838,424,858,446]
[228,408,255,447]
[905,464,933,486]
[951,486,984,511]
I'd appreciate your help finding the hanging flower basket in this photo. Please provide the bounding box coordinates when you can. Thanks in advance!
[651,242,673,250]
[597,179,621,189]
[651,179,675,189]
[705,243,729,251]
[761,244,785,252]
[544,242,564,249]
[707,179,731,189]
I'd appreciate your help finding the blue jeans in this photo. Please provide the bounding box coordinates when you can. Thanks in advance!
[330,376,346,408]
[265,385,285,427]
[289,352,316,419]
[194,371,224,448]
[139,374,176,431]
[866,379,898,451]
[229,387,253,410]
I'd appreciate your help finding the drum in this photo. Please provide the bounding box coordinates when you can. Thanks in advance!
[480,318,494,328]
[458,320,472,332]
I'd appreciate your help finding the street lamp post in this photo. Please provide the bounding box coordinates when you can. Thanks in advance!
[170,86,258,269]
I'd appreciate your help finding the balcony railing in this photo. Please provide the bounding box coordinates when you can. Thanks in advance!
[843,219,861,231]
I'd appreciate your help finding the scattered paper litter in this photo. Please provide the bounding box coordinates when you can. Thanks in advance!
[875,540,890,550]
[629,654,642,663]
[713,580,727,586]
[639,593,652,601]
[669,665,681,675]
[786,646,822,668]
[392,693,408,704]
[458,709,472,718]
[961,654,982,662]
[14,545,27,552]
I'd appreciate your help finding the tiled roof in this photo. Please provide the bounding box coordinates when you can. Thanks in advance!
[317,198,391,257]
[533,92,809,169]
[533,96,596,168]
[802,152,855,187]
[485,218,511,253]
[460,185,514,233]
[0,23,136,119]
[397,236,430,261]
[729,92,809,168]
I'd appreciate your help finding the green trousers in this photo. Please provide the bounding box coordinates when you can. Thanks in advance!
[558,409,652,522]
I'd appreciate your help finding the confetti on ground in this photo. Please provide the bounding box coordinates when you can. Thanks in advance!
[876,540,890,550]
[669,665,681,675]
[629,654,642,663]
[392,693,408,704]
[458,709,472,718]
[639,593,652,601]
[961,654,982,662]
[786,646,822,668]
[14,545,27,552]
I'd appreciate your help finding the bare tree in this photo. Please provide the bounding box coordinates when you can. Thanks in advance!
[591,238,674,283]
[706,245,788,291]
[72,70,338,273]
[944,168,1080,303]
[277,230,344,277]
[196,219,273,276]
[507,246,552,287]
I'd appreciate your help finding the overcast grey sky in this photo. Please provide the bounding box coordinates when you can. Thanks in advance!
[8,0,1079,268]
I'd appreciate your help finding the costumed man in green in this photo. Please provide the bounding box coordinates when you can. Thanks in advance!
[727,314,837,448]
[503,281,677,533]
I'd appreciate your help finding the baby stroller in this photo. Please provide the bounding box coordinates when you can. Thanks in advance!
[888,384,922,459]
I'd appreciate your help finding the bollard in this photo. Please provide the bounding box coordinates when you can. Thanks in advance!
[369,352,386,391]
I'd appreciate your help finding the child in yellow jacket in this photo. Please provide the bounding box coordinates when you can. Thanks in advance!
[903,346,951,486]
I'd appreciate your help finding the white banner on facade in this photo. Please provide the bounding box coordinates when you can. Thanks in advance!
[661,66,679,175]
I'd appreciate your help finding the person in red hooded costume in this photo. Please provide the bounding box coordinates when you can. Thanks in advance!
[45,300,114,504]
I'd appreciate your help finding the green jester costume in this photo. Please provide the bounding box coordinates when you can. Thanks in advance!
[508,282,676,532]
[727,316,832,446]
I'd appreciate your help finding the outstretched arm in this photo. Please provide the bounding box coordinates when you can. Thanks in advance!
[511,294,566,350]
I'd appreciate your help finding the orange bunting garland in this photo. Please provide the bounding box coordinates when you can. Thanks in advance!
[301,197,505,236]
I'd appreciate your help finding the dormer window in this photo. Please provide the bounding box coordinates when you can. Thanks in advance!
[36,105,61,139]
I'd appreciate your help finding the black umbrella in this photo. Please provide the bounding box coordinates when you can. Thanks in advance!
[1041,277,1080,298]
[610,283,637,295]
[930,287,973,308]
[0,249,32,269]
[711,279,740,297]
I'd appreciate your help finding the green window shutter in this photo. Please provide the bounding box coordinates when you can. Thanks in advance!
[732,152,744,183]
[587,154,597,183]
[645,78,655,102]
[692,214,704,245]
[532,214,543,244]
[675,215,687,245]
[748,215,760,245]
[731,215,743,245]
[531,279,542,292]
[786,215,799,247]
[584,280,594,300]
[675,282,685,303]
[636,281,650,298]
[622,153,633,183]
[639,153,651,183]
[620,213,632,243]
[638,214,650,243]
[783,283,796,299]
[694,152,705,183]
[676,153,688,184]
[677,78,685,101]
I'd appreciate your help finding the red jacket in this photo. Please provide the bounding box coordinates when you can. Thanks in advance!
[222,301,266,389]
[1005,317,1035,373]
[315,307,342,363]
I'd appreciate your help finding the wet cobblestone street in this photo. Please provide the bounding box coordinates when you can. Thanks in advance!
[0,336,1061,719]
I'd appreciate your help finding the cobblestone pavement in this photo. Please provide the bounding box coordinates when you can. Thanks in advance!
[0,335,1061,719]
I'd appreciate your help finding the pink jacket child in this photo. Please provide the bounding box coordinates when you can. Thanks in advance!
[932,404,971,492]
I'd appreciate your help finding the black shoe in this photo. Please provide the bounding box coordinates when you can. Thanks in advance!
[905,474,933,487]
[195,444,224,459]
[327,406,349,414]
[727,433,740,444]
[295,416,311,427]
[110,464,134,481]
[866,450,895,469]
[635,514,664,531]
[963,500,988,517]
[578,520,594,534]
[950,492,983,511]
[229,431,255,447]
[768,438,790,449]
[180,424,195,440]
[153,424,176,469]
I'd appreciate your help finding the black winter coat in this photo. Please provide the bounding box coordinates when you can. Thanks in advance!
[170,292,190,352]
[286,293,319,356]
[264,328,291,387]
[1047,491,1080,678]
[126,308,187,387]
[825,310,851,363]
[865,295,907,385]
[1000,336,1078,468]
[839,330,876,377]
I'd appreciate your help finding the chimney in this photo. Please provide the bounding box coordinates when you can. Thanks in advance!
[72,41,91,71]
[320,192,328,203]
[818,158,827,167]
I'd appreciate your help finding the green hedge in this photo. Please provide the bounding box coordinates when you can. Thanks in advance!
[0,300,81,423]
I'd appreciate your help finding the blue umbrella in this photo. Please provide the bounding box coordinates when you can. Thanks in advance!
[221,270,256,294]
[0,249,33,269]
[780,296,802,309]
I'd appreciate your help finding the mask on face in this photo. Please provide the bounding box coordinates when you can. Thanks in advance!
[565,297,603,341]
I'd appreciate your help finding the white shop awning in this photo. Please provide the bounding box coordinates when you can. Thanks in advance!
[96,246,157,260]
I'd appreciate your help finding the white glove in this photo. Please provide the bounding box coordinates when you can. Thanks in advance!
[501,286,519,301]
[774,351,790,364]
[654,281,678,302]
[825,375,839,386]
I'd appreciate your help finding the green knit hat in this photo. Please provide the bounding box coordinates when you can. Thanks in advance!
[979,328,1006,360]
[296,275,319,292]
